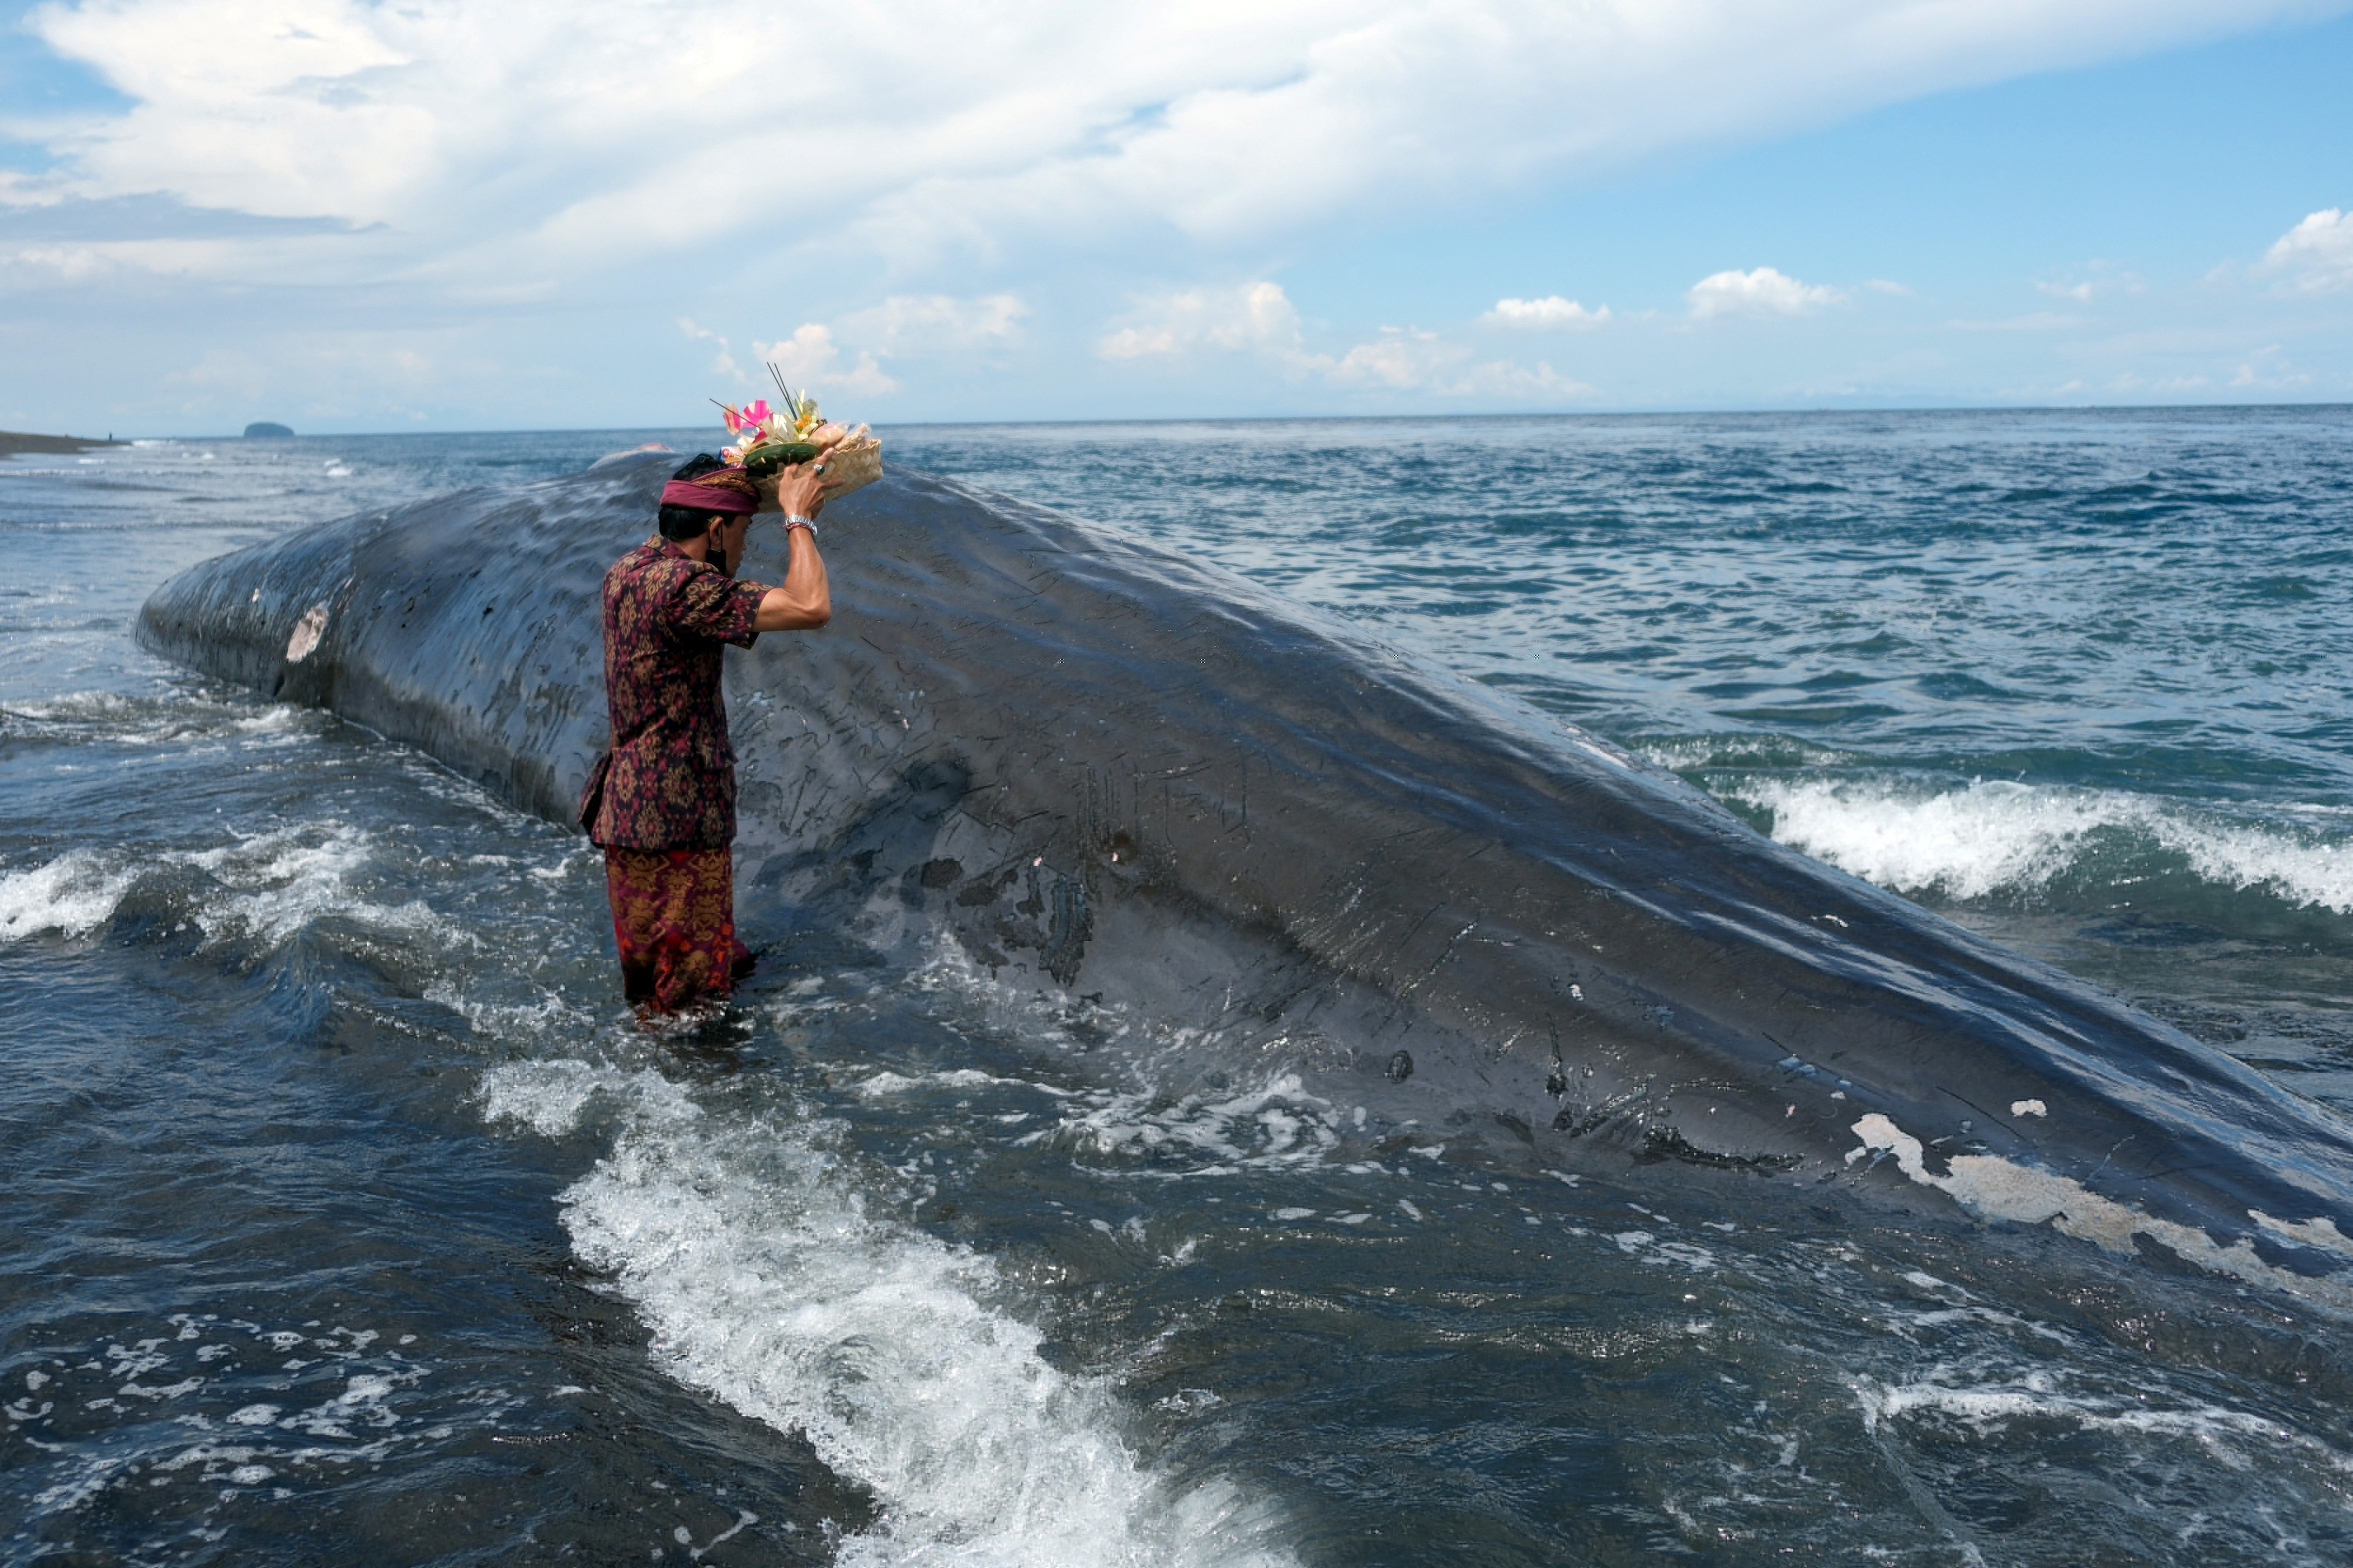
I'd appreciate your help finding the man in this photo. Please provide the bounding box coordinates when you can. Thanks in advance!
[578,453,831,1016]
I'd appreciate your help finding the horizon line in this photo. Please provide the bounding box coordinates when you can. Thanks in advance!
[16,398,2353,445]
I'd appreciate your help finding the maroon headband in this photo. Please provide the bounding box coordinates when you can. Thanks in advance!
[659,479,758,515]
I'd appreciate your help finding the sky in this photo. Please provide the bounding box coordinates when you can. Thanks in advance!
[2,0,2351,435]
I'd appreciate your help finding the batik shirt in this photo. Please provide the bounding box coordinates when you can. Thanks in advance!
[584,538,771,850]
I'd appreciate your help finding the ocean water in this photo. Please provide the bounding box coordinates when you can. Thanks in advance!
[5,409,2353,1566]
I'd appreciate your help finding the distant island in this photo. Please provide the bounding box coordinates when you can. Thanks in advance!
[0,429,122,456]
[244,422,295,438]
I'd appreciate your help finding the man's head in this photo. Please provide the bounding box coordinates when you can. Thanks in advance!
[658,453,758,545]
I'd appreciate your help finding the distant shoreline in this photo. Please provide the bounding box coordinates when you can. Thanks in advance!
[0,430,124,456]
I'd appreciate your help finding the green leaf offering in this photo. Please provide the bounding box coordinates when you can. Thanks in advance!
[740,441,824,475]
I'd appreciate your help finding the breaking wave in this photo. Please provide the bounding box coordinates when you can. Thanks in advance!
[1732,776,2353,914]
[481,1060,1296,1568]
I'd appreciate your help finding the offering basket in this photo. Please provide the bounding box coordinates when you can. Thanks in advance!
[752,438,884,509]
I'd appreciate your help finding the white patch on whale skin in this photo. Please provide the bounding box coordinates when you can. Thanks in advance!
[285,602,329,662]
[1846,1113,2353,1308]
[2251,1211,2353,1255]
[2011,1099,2048,1117]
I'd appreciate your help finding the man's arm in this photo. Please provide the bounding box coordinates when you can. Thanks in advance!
[754,462,832,631]
[755,526,829,629]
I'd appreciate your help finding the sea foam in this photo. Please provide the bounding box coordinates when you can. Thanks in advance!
[0,850,138,940]
[482,1060,1295,1568]
[1737,777,2353,913]
[0,823,441,950]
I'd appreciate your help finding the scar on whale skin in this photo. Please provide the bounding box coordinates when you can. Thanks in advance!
[1845,1112,2353,1307]
[285,603,329,662]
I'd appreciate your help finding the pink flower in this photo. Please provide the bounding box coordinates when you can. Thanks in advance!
[739,399,772,429]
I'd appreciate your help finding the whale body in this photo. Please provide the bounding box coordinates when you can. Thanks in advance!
[137,452,2353,1297]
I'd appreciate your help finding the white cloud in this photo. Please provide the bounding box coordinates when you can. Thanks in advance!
[2106,370,2212,393]
[1687,266,1844,320]
[1324,329,1448,389]
[2231,344,2291,386]
[1469,361,1594,400]
[838,293,1028,356]
[0,235,285,285]
[752,325,899,398]
[679,318,746,383]
[1481,296,1610,330]
[1323,329,1592,399]
[707,296,1017,404]
[1098,281,1304,360]
[1947,312,2084,332]
[2264,208,2353,293]
[1,245,109,282]
[1101,283,1589,400]
[15,0,2342,285]
[2035,264,2142,302]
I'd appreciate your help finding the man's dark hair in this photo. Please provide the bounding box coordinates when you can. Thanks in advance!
[657,453,730,540]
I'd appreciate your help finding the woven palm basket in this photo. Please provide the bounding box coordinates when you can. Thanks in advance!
[755,439,884,510]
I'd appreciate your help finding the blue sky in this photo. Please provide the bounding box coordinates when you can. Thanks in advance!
[2,1,2349,435]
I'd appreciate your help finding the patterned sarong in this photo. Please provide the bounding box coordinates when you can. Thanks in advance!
[602,847,754,1015]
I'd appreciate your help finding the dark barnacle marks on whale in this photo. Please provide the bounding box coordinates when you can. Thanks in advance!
[1642,1126,1804,1175]
[135,453,2353,1301]
[1554,1087,1649,1140]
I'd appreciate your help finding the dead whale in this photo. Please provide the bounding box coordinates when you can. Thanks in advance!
[135,452,2353,1299]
